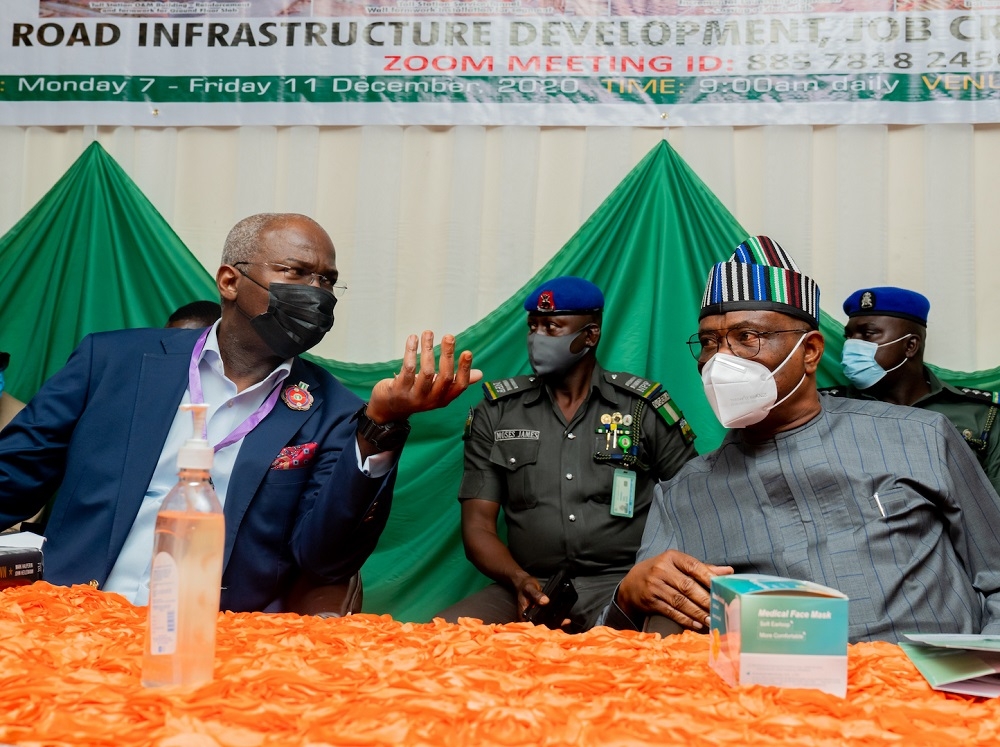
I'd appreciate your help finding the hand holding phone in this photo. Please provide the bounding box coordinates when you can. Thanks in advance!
[523,568,577,629]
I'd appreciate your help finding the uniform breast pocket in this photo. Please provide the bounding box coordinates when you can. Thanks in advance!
[489,438,541,511]
[582,461,618,506]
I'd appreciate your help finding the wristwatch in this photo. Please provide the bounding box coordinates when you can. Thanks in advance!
[353,404,411,452]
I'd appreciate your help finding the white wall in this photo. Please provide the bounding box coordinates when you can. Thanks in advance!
[2,123,998,371]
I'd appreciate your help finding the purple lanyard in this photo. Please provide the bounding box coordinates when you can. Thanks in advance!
[188,328,283,452]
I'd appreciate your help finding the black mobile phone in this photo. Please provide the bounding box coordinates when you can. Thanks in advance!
[523,569,578,629]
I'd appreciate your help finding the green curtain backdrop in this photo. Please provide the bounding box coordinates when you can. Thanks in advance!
[0,142,218,403]
[2,141,999,621]
[336,139,752,621]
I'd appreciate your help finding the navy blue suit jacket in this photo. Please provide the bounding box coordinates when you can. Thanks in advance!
[0,328,396,612]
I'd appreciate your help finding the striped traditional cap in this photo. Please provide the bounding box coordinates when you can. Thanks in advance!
[700,236,820,328]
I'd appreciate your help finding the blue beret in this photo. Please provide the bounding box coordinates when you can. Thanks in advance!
[843,287,930,326]
[523,276,604,314]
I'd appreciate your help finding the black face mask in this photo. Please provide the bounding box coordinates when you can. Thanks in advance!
[239,278,336,359]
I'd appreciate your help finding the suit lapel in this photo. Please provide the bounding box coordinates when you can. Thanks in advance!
[222,359,323,571]
[108,331,199,566]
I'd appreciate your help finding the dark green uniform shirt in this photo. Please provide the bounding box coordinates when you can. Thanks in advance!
[459,364,697,578]
[822,368,1000,497]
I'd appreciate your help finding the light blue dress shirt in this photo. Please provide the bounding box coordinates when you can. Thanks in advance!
[104,323,292,604]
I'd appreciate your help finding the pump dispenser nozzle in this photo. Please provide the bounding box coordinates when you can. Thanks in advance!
[177,403,213,471]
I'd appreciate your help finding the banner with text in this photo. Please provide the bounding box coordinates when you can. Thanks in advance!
[3,0,1000,125]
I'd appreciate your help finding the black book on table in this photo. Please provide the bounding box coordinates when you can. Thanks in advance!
[0,546,43,589]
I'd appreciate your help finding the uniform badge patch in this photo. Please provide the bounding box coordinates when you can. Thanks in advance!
[652,391,683,427]
[494,429,540,441]
[605,371,696,444]
[679,418,696,445]
[463,407,475,440]
[483,376,536,401]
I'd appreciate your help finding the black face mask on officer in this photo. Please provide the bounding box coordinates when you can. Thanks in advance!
[237,274,336,359]
[527,324,596,377]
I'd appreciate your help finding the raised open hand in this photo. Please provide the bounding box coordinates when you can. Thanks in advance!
[366,331,481,424]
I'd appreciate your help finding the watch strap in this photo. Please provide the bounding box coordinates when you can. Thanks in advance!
[353,404,411,452]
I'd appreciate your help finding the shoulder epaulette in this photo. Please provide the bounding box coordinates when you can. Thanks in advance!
[605,372,696,444]
[949,387,1000,454]
[955,386,1000,406]
[482,375,538,402]
[819,386,849,398]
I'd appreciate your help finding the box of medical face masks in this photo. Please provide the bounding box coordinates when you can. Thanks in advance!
[709,574,849,698]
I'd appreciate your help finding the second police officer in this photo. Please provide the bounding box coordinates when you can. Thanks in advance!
[827,286,1000,497]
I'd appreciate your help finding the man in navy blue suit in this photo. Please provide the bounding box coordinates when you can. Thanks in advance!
[0,213,479,612]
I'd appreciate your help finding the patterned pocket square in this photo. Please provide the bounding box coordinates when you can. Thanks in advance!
[271,442,319,470]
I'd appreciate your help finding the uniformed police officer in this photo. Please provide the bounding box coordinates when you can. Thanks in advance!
[436,276,698,631]
[829,286,1000,495]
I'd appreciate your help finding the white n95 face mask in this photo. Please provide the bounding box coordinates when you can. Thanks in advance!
[701,333,808,429]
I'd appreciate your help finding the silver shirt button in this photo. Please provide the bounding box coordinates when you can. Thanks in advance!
[569,514,577,522]
[509,457,517,465]
[565,473,573,480]
[566,432,575,440]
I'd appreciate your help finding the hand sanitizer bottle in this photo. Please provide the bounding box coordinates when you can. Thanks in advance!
[141,403,225,688]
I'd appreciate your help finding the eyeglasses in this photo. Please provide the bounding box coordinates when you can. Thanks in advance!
[235,262,348,298]
[686,329,809,361]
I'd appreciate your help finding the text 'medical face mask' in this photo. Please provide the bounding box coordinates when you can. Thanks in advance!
[701,333,808,429]
[840,334,912,390]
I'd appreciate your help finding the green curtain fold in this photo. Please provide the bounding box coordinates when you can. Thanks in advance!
[3,140,1000,622]
[1,142,218,402]
[314,140,751,620]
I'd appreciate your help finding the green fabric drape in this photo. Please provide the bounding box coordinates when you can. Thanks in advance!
[329,140,751,620]
[0,142,218,402]
[3,140,1000,622]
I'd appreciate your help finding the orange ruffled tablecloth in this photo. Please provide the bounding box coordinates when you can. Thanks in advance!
[1,583,1000,747]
